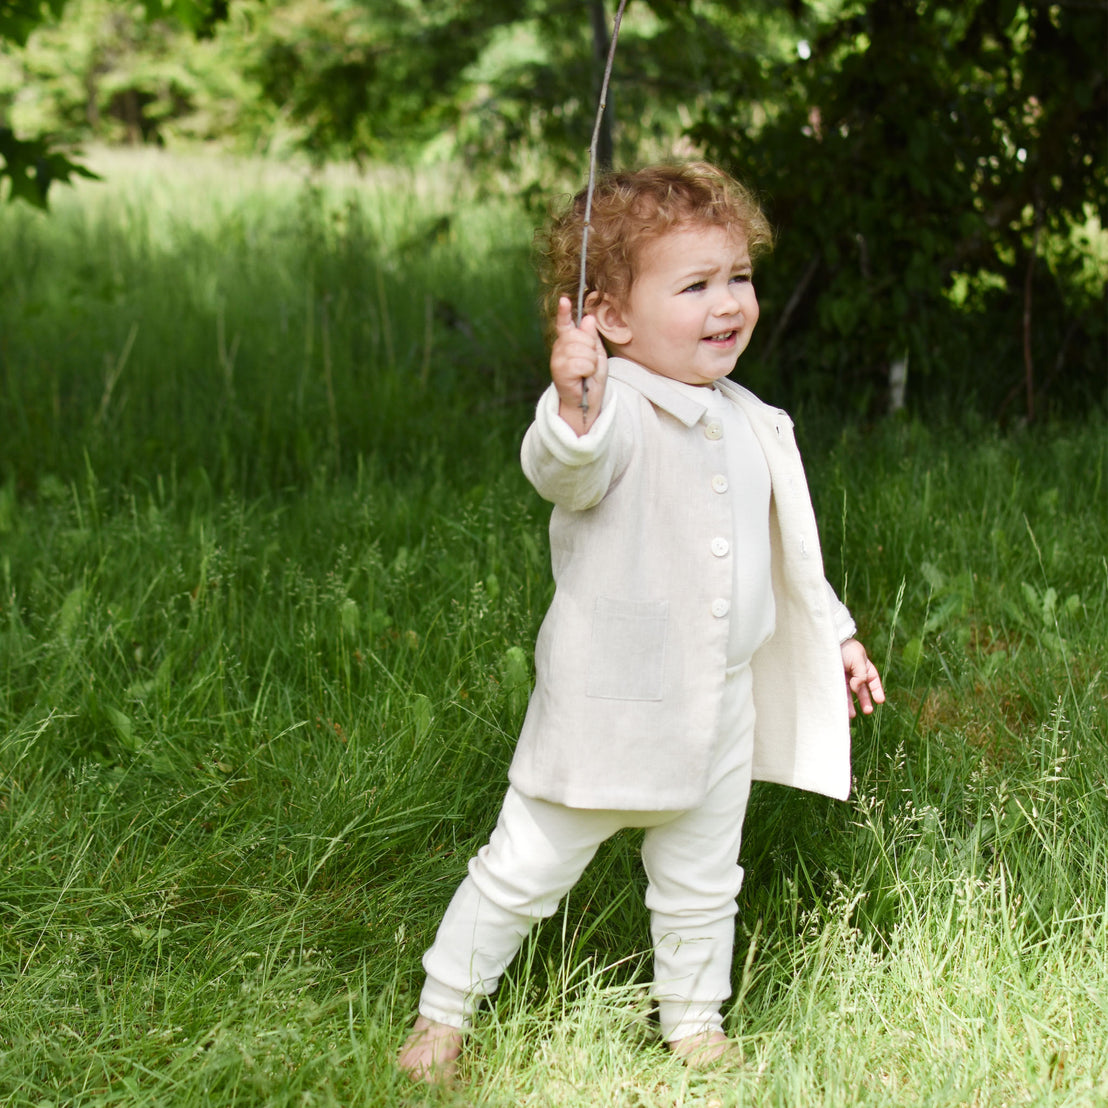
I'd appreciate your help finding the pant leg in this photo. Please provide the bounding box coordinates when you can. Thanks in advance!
[419,787,628,1028]
[640,663,757,1041]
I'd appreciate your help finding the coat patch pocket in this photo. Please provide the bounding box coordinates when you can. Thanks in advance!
[586,597,668,701]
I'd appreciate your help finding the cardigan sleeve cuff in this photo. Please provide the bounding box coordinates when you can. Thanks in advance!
[825,580,858,643]
[530,382,620,467]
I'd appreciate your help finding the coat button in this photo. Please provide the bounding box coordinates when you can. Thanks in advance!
[711,536,730,557]
[711,598,729,618]
[704,421,723,440]
[711,473,728,493]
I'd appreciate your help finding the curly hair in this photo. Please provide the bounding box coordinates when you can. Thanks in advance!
[537,162,773,339]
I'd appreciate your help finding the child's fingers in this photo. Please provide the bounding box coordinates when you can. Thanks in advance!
[848,664,884,716]
[850,676,874,715]
[555,296,577,334]
[855,659,885,708]
[553,316,603,372]
[842,642,885,719]
[553,332,597,372]
[866,668,886,705]
[555,297,601,340]
[550,298,606,424]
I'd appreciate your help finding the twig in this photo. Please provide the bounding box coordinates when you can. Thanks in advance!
[764,253,820,363]
[576,0,629,418]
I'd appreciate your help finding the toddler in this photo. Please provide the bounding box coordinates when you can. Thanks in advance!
[398,162,884,1082]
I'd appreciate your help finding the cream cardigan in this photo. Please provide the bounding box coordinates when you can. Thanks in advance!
[508,358,856,809]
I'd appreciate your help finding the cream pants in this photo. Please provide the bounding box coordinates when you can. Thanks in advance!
[418,663,756,1042]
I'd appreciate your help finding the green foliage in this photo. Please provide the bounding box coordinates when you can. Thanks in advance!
[1,0,234,146]
[3,0,1104,418]
[232,0,522,161]
[0,1,794,191]
[0,0,69,48]
[0,0,223,46]
[0,0,225,203]
[432,1,796,187]
[0,124,98,206]
[692,0,1107,417]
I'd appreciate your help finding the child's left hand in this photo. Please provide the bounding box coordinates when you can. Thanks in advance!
[840,638,885,719]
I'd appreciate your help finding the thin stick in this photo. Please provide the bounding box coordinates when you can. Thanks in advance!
[576,0,629,417]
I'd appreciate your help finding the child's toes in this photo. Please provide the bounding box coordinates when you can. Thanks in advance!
[668,1030,741,1068]
[397,1016,462,1085]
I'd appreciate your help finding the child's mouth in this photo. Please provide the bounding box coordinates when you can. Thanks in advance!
[703,331,736,344]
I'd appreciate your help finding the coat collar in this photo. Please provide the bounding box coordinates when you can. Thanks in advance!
[715,377,793,432]
[608,357,792,433]
[607,358,707,427]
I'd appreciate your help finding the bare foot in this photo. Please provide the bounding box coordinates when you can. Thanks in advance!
[397,1015,463,1085]
[668,1029,740,1068]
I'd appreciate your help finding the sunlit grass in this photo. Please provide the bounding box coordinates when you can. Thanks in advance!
[1,151,1106,1106]
[1,147,543,495]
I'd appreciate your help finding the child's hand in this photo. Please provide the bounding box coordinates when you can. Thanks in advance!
[841,638,885,719]
[551,296,608,436]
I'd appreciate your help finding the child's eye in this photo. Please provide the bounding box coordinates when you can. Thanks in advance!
[682,280,707,293]
[731,272,753,284]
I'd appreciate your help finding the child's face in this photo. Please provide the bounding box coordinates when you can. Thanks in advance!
[596,224,759,387]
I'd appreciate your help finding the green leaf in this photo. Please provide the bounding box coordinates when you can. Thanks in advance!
[0,128,99,209]
[0,0,70,47]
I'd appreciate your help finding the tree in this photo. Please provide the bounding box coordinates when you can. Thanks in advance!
[224,0,1104,415]
[1,0,90,203]
[0,0,225,205]
[691,0,1107,417]
[4,0,1102,416]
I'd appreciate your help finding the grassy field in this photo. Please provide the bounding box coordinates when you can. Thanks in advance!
[1,150,1106,1106]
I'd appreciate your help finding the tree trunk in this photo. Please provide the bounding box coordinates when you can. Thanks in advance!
[888,352,908,415]
[589,0,615,170]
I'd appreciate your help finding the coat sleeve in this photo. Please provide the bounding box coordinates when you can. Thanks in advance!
[825,580,858,643]
[520,383,633,511]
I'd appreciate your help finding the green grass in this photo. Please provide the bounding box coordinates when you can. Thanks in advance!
[1,150,1107,1106]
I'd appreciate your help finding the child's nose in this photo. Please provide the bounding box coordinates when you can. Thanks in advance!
[715,289,741,314]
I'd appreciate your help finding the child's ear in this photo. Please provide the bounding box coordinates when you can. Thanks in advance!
[588,292,633,346]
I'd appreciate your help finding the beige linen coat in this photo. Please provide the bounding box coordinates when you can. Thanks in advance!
[508,358,856,810]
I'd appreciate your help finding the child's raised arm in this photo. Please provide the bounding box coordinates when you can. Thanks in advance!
[551,296,608,437]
